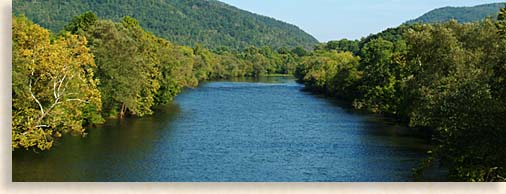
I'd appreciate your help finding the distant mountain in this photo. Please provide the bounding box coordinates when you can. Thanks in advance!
[13,0,319,50]
[406,2,506,24]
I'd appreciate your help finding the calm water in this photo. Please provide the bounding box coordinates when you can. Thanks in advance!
[12,76,436,182]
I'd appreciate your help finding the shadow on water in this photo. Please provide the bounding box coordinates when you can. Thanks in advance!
[305,89,432,139]
[299,86,448,181]
[300,86,448,181]
[12,76,447,182]
[12,103,182,181]
[204,76,294,84]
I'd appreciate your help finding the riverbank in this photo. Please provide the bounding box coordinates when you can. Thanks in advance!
[13,77,438,181]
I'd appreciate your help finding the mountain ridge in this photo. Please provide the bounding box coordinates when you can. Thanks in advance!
[12,0,319,50]
[406,2,506,24]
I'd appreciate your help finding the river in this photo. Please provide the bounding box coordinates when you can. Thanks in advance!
[12,76,437,182]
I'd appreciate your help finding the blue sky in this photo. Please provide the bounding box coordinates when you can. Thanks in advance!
[219,0,506,42]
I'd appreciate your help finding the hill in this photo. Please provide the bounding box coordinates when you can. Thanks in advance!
[12,0,319,50]
[406,2,506,24]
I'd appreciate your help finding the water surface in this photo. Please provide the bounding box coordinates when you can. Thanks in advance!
[13,76,433,181]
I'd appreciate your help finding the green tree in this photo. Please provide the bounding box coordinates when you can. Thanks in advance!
[296,51,361,98]
[322,39,360,55]
[63,11,98,35]
[13,0,319,50]
[193,44,216,80]
[154,38,198,104]
[12,16,102,150]
[86,19,159,118]
[353,38,410,115]
[406,20,506,181]
[496,6,506,36]
[291,46,309,57]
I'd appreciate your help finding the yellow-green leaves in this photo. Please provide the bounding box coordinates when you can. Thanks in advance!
[12,16,102,150]
[295,11,506,181]
[297,51,361,97]
[497,7,506,37]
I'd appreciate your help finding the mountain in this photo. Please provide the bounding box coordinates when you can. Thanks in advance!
[406,2,506,24]
[12,0,319,50]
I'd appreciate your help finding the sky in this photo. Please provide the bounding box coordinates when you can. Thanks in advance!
[219,0,506,42]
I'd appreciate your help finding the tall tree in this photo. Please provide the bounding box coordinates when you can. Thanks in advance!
[63,11,98,35]
[406,20,506,181]
[86,18,160,118]
[12,16,102,150]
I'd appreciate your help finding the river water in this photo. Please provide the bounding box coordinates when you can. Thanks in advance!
[12,76,435,182]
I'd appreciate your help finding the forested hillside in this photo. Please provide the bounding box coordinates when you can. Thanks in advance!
[12,12,306,151]
[12,1,506,183]
[407,2,506,24]
[12,0,319,50]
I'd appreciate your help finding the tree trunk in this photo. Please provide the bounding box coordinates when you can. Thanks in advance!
[119,103,126,119]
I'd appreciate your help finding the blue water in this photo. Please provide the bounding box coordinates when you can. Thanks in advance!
[12,76,433,182]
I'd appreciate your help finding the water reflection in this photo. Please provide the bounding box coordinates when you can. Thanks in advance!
[13,76,441,182]
[13,103,181,181]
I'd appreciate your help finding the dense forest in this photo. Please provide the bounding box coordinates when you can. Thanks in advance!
[12,12,306,150]
[11,1,506,182]
[295,8,506,181]
[12,0,319,50]
[407,2,506,24]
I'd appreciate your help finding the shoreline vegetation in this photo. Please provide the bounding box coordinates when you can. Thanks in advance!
[263,74,294,77]
[12,7,506,181]
[293,8,506,181]
[13,12,305,150]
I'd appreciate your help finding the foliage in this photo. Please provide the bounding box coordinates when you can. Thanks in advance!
[12,12,305,151]
[12,3,506,183]
[497,6,506,37]
[12,16,102,150]
[405,20,506,181]
[85,18,162,118]
[406,3,506,24]
[63,11,97,35]
[296,10,506,181]
[295,51,361,98]
[12,0,318,50]
[315,39,360,55]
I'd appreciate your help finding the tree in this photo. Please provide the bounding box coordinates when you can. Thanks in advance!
[12,16,102,150]
[193,44,217,80]
[406,20,506,181]
[63,11,98,35]
[353,38,408,115]
[291,46,309,57]
[87,19,159,118]
[494,6,506,100]
[496,6,506,36]
[13,0,319,50]
[154,38,198,104]
[322,39,360,55]
[295,15,506,181]
[296,50,361,98]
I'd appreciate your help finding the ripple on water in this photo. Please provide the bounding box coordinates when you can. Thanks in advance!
[12,76,437,182]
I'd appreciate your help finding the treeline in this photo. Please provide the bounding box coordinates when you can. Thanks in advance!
[295,8,506,181]
[12,12,306,151]
[406,3,506,24]
[12,0,319,50]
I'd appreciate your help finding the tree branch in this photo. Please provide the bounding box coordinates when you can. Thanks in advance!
[53,78,58,100]
[29,70,44,115]
[57,74,67,98]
